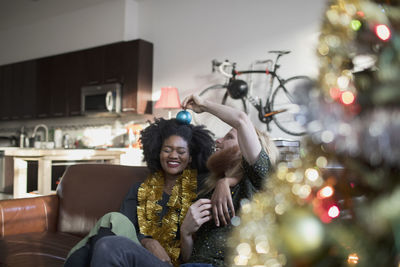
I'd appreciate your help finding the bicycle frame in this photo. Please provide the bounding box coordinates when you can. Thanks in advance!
[233,52,287,94]
[228,52,289,129]
[202,50,307,136]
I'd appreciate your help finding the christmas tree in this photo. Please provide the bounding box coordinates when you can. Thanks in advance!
[228,0,400,266]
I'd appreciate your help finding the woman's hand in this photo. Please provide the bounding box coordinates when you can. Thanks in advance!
[140,238,172,264]
[180,199,212,262]
[211,178,236,227]
[181,199,212,236]
[181,94,207,114]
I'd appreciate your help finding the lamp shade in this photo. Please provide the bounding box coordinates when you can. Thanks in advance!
[154,87,181,109]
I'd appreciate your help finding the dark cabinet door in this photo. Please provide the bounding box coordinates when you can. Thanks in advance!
[65,51,84,116]
[50,54,68,117]
[11,63,24,119]
[121,41,138,113]
[0,67,3,119]
[21,60,37,119]
[36,58,53,118]
[82,42,124,86]
[122,40,153,114]
[37,55,69,118]
[0,65,14,120]
[103,42,124,84]
[0,61,37,120]
[0,66,8,120]
[83,47,104,85]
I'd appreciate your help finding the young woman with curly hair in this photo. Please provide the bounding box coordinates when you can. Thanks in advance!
[65,118,238,267]
[120,118,215,266]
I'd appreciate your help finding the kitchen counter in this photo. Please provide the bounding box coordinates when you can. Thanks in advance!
[0,147,125,198]
[1,147,125,158]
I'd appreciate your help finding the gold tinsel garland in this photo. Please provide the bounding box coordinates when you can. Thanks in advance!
[137,169,197,266]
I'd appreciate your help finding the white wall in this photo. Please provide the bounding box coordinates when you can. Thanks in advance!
[0,0,327,139]
[137,0,326,138]
[0,0,128,64]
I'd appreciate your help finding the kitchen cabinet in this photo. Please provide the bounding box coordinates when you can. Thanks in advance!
[122,40,153,114]
[10,63,23,119]
[0,68,4,119]
[36,58,53,118]
[83,46,104,85]
[0,65,14,120]
[0,39,153,120]
[0,63,25,120]
[50,54,68,117]
[65,51,85,116]
[37,55,68,118]
[0,61,37,120]
[21,60,37,119]
[104,42,124,83]
[83,42,124,85]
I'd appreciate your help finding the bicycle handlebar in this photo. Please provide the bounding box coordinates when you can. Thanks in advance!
[218,61,233,78]
[268,50,291,55]
[212,50,291,79]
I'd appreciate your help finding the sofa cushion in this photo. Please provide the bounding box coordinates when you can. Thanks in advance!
[0,232,81,267]
[57,164,148,237]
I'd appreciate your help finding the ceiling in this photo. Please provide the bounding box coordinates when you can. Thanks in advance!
[0,0,113,30]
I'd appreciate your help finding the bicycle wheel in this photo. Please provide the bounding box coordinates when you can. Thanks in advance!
[271,76,310,136]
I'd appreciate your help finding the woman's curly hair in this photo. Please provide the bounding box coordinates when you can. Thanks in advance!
[140,118,215,173]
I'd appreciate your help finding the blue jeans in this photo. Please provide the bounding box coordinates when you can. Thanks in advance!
[90,236,214,267]
[181,264,213,267]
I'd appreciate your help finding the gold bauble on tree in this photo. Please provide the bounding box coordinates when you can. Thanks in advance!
[279,208,325,259]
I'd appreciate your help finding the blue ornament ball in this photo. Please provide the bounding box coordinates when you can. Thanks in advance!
[176,110,192,125]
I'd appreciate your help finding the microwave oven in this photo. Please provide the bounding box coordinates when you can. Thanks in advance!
[81,83,122,115]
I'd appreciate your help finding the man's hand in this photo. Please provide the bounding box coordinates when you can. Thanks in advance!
[140,238,172,265]
[211,178,235,227]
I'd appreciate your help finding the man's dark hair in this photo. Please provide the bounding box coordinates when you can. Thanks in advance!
[140,118,214,173]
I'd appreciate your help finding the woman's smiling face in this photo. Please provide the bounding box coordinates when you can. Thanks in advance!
[160,135,192,178]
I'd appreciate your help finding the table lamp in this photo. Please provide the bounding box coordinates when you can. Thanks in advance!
[154,87,181,119]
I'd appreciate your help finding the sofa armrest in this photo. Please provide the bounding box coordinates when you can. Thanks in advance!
[0,195,59,237]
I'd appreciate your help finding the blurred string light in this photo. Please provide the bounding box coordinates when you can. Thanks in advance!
[305,168,319,182]
[316,156,328,168]
[351,19,362,31]
[375,24,391,41]
[328,205,340,218]
[329,87,342,100]
[321,130,335,143]
[337,75,350,89]
[318,186,334,199]
[340,91,356,105]
[347,253,359,264]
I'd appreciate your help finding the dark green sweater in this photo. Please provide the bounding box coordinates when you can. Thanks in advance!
[188,149,272,267]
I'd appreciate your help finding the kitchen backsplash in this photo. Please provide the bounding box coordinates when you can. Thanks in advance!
[0,113,159,148]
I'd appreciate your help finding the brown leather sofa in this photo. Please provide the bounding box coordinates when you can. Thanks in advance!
[0,163,148,267]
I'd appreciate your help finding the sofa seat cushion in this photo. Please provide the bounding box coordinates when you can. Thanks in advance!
[0,232,81,267]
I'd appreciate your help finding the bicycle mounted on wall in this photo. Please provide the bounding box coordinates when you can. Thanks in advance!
[200,50,310,136]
